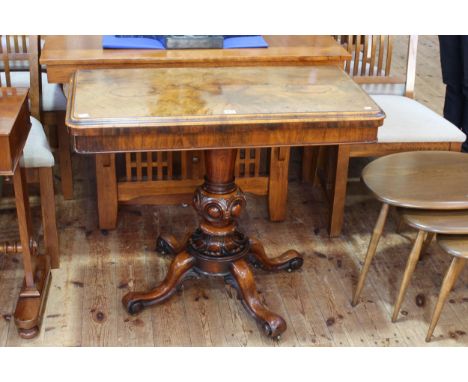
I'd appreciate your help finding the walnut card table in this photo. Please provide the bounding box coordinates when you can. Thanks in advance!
[66,66,384,338]
[0,87,51,339]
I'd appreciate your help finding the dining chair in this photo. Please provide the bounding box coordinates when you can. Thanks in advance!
[302,35,466,237]
[1,35,59,268]
[1,35,73,200]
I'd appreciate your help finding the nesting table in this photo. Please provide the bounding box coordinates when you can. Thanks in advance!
[0,88,51,338]
[353,151,468,307]
[65,65,384,338]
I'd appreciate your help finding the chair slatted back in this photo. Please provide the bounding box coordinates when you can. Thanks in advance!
[120,148,268,183]
[0,35,42,119]
[335,35,418,98]
[337,35,394,76]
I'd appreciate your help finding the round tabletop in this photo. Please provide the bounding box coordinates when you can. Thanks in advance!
[362,151,468,209]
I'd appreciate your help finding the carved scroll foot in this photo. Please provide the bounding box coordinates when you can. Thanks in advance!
[122,251,196,314]
[248,238,303,272]
[226,259,286,339]
[156,233,190,256]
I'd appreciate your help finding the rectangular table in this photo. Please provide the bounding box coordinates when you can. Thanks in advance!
[66,65,384,338]
[42,36,352,230]
[0,87,51,339]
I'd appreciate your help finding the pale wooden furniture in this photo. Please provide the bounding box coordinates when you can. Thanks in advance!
[427,235,468,342]
[1,35,72,200]
[303,35,466,237]
[66,65,384,338]
[41,35,351,230]
[0,87,52,339]
[352,152,468,314]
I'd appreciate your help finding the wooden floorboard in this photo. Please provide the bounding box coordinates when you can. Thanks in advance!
[2,36,468,346]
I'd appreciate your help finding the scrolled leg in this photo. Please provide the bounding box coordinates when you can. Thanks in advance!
[226,259,286,339]
[122,251,195,314]
[248,238,303,272]
[156,233,190,256]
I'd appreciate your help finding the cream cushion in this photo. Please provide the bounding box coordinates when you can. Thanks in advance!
[371,95,467,143]
[0,71,67,111]
[20,117,55,168]
[361,83,406,96]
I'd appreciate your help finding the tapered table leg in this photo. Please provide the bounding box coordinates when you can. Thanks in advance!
[352,202,389,306]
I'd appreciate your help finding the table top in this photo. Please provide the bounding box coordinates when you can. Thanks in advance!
[41,35,351,84]
[399,208,468,234]
[66,66,384,153]
[0,87,31,175]
[362,151,468,210]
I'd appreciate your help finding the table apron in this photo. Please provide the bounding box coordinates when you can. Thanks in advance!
[71,126,377,154]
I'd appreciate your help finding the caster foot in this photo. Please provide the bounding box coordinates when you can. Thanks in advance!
[248,238,303,273]
[227,259,287,339]
[156,233,189,256]
[18,326,39,339]
[126,300,145,315]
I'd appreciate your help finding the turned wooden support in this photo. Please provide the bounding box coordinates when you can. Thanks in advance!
[123,148,303,339]
[0,239,37,256]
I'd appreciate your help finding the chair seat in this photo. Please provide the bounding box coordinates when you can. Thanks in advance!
[370,95,466,143]
[398,208,468,234]
[437,235,468,258]
[361,83,406,96]
[20,117,55,168]
[1,71,67,111]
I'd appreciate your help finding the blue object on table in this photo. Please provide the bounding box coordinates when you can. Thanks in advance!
[223,35,268,49]
[102,35,268,49]
[102,35,165,49]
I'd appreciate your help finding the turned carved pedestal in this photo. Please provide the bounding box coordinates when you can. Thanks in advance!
[122,149,303,338]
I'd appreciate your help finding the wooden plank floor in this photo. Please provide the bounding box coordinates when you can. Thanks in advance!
[2,36,468,346]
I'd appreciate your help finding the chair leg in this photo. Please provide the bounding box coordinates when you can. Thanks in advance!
[426,257,466,342]
[328,145,350,237]
[301,147,320,183]
[352,202,390,306]
[391,230,425,322]
[268,147,290,222]
[96,154,118,230]
[57,111,74,200]
[39,167,60,269]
